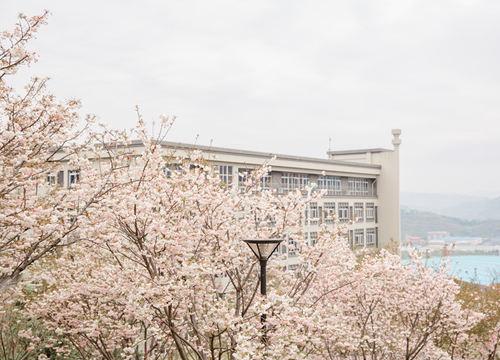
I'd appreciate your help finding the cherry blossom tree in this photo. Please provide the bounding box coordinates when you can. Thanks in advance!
[321,249,483,360]
[22,138,317,359]
[0,12,137,293]
[20,135,483,359]
[450,277,500,359]
[1,11,494,360]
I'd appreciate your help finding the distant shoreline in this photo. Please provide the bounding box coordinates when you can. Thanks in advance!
[401,255,500,285]
[400,252,500,260]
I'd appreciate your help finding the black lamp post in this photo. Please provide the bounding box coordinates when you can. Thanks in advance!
[243,238,283,343]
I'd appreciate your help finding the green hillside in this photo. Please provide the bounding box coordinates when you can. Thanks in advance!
[401,209,500,239]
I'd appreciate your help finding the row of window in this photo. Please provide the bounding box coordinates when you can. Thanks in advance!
[57,165,375,197]
[349,228,378,247]
[319,177,371,195]
[279,227,377,259]
[237,169,272,190]
[47,170,80,187]
[235,168,375,196]
[308,202,376,223]
[281,172,309,191]
[50,169,374,206]
[165,165,376,197]
[277,173,372,195]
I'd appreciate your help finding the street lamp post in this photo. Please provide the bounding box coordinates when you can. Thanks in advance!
[243,239,283,343]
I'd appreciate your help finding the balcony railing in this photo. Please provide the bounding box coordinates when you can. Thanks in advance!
[238,184,377,197]
[317,186,377,197]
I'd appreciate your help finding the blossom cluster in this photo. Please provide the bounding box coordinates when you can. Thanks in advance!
[1,11,499,360]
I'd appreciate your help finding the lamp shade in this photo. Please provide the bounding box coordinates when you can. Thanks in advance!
[243,239,283,261]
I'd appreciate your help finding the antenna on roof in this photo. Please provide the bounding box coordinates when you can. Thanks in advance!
[152,118,155,139]
[328,136,331,151]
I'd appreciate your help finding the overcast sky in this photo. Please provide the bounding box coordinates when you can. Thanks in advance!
[1,0,499,197]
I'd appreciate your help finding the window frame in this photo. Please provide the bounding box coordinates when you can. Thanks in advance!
[355,229,364,246]
[317,175,341,195]
[338,202,349,222]
[354,202,364,221]
[238,169,271,192]
[214,165,233,185]
[47,173,56,186]
[366,202,375,221]
[348,178,369,195]
[366,228,376,245]
[68,170,80,187]
[281,172,309,192]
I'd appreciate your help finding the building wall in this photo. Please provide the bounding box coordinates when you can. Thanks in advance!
[371,146,400,250]
[327,130,401,250]
[50,130,401,269]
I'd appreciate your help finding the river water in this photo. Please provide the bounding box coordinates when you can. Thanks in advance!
[407,255,500,285]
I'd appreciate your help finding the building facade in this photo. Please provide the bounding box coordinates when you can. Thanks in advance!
[160,129,402,267]
[53,130,402,270]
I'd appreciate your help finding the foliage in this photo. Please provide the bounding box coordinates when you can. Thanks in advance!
[0,295,80,360]
[453,278,500,359]
[0,11,139,293]
[2,11,500,360]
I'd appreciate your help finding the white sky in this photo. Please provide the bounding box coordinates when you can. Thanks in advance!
[1,0,499,197]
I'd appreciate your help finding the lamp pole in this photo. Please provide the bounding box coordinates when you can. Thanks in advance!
[243,239,283,343]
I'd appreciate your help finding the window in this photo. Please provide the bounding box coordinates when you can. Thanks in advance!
[366,228,376,245]
[47,173,56,185]
[338,202,349,222]
[307,231,318,245]
[271,242,280,256]
[280,244,287,254]
[68,170,80,187]
[50,171,64,186]
[323,202,335,223]
[366,203,375,222]
[307,202,318,218]
[214,165,233,185]
[317,176,341,195]
[281,172,309,192]
[164,164,182,177]
[288,264,300,271]
[263,214,276,227]
[238,169,271,192]
[354,202,364,221]
[288,238,298,257]
[262,175,272,190]
[57,171,64,185]
[355,229,364,246]
[348,178,369,195]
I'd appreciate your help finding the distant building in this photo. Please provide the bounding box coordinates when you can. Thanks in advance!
[439,237,483,246]
[405,234,426,247]
[427,231,450,241]
[488,237,500,245]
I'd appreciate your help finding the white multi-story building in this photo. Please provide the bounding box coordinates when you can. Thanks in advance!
[165,130,401,262]
[52,129,402,269]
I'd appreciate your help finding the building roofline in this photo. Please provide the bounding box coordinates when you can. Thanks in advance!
[327,148,393,155]
[129,140,382,169]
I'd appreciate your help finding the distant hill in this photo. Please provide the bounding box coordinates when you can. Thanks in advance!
[401,192,500,220]
[442,197,500,220]
[401,192,487,213]
[401,209,500,239]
